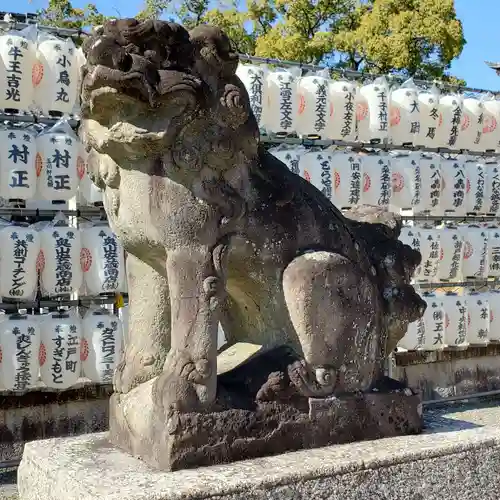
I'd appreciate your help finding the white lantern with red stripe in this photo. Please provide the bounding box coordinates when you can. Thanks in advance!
[458,98,485,151]
[299,150,333,201]
[331,151,363,209]
[82,309,123,384]
[415,87,441,148]
[0,29,37,112]
[441,293,468,348]
[263,68,299,134]
[357,77,390,143]
[268,146,306,176]
[390,154,417,210]
[389,79,420,146]
[436,94,463,149]
[0,314,40,391]
[413,154,442,213]
[487,227,500,277]
[483,98,500,151]
[360,154,392,207]
[458,225,488,279]
[295,71,330,137]
[0,225,40,301]
[484,162,500,214]
[39,311,82,389]
[439,158,466,215]
[465,159,486,213]
[81,225,126,295]
[326,80,357,141]
[34,36,80,115]
[39,224,82,296]
[436,226,464,281]
[414,227,441,281]
[486,290,500,341]
[0,128,37,201]
[466,293,490,345]
[236,63,268,128]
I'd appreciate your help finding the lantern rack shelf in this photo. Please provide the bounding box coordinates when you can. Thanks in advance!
[239,54,497,96]
[0,112,80,128]
[0,294,128,312]
[0,207,104,218]
[260,134,500,157]
[0,16,87,39]
[417,279,500,290]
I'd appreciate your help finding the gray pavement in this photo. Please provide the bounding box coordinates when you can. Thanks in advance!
[4,396,500,500]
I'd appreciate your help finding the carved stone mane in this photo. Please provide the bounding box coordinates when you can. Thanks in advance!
[80,18,426,471]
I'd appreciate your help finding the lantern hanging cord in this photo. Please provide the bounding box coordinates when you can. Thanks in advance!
[238,54,499,96]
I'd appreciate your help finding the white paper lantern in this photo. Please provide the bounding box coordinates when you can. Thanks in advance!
[0,226,40,300]
[466,293,489,345]
[487,227,500,277]
[465,160,486,213]
[36,131,82,201]
[264,69,298,134]
[413,155,441,213]
[236,63,268,128]
[441,293,468,348]
[34,38,80,115]
[484,163,500,214]
[82,310,123,384]
[296,74,330,137]
[390,155,416,210]
[457,98,484,151]
[360,154,391,206]
[399,226,420,251]
[299,151,333,200]
[436,94,463,149]
[269,147,305,175]
[332,151,363,208]
[457,226,488,279]
[439,159,466,214]
[415,89,441,148]
[326,80,357,141]
[0,33,36,111]
[81,226,126,295]
[0,314,40,391]
[437,227,464,281]
[486,291,500,341]
[483,99,500,151]
[39,312,81,389]
[389,83,420,146]
[357,78,390,143]
[0,129,37,201]
[39,226,82,295]
[399,294,445,351]
[414,228,441,281]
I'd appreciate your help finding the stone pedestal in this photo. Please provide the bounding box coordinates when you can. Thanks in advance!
[18,426,500,500]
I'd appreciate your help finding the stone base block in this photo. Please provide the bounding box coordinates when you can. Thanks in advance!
[108,378,423,471]
[18,427,500,500]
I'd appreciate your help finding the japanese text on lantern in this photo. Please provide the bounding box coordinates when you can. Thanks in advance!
[248,69,263,125]
[432,302,444,345]
[378,159,390,205]
[455,300,467,345]
[473,166,485,213]
[5,39,28,103]
[9,231,34,297]
[490,167,500,214]
[49,136,73,192]
[319,156,332,199]
[412,159,421,206]
[100,320,117,383]
[429,164,440,208]
[13,325,35,390]
[53,230,74,294]
[452,163,465,209]
[427,103,439,140]
[477,299,489,340]
[410,98,420,135]
[55,46,73,104]
[448,104,462,147]
[278,75,293,131]
[491,232,500,273]
[285,153,299,175]
[450,234,462,279]
[51,324,79,384]
[475,112,484,146]
[8,132,31,190]
[423,234,439,279]
[341,89,355,138]
[348,157,361,205]
[314,81,327,133]
[479,232,488,277]
[377,89,388,132]
[415,318,425,347]
[100,231,120,291]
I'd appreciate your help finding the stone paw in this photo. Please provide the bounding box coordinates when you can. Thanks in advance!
[113,351,163,394]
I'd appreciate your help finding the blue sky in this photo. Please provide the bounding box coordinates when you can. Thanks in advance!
[2,0,499,91]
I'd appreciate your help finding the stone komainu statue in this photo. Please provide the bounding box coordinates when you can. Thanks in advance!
[80,18,426,470]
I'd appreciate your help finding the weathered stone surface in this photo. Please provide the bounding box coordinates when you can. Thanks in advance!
[79,17,427,470]
[18,425,500,500]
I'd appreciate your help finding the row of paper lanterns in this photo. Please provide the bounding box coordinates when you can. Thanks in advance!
[0,308,123,391]
[0,27,84,114]
[398,291,500,351]
[0,221,127,299]
[399,224,500,282]
[0,124,102,203]
[239,63,500,152]
[271,147,500,215]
